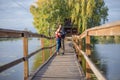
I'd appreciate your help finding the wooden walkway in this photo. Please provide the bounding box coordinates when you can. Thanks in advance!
[30,39,85,80]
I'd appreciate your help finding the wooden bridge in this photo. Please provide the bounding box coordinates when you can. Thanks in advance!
[29,39,85,80]
[0,21,120,80]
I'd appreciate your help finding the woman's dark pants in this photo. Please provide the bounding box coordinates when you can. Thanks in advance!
[56,38,61,52]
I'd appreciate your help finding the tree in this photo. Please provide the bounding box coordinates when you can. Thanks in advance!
[30,0,108,35]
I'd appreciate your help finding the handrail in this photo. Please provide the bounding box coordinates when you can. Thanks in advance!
[0,28,56,80]
[0,28,55,39]
[72,21,120,80]
[80,21,120,38]
[73,41,106,80]
[0,44,56,72]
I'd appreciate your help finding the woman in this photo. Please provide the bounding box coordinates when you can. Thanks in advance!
[55,24,62,55]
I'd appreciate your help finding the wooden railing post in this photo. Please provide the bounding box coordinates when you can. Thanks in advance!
[50,39,52,56]
[41,38,45,63]
[79,37,82,50]
[23,32,29,80]
[78,36,86,74]
[86,32,91,79]
[77,36,81,62]
[54,39,56,52]
[75,36,79,55]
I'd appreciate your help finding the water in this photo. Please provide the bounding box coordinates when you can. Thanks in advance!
[0,38,41,80]
[1,39,120,80]
[92,44,120,80]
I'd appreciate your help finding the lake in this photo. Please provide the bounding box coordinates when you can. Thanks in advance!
[0,39,120,80]
[92,44,120,80]
[0,38,42,80]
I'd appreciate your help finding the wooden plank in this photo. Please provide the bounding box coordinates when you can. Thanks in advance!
[88,21,120,31]
[79,21,120,38]
[88,25,120,36]
[0,28,23,38]
[28,32,55,39]
[28,44,56,58]
[0,28,55,39]
[0,57,24,72]
[80,31,87,39]
[30,40,85,80]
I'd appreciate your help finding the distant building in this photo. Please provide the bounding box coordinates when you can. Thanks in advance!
[63,18,78,36]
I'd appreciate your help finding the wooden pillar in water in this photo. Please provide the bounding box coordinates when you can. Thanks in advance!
[86,33,91,79]
[50,39,52,56]
[41,38,45,63]
[54,38,56,52]
[23,32,29,80]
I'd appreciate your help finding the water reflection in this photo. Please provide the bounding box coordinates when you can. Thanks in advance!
[92,44,120,80]
[30,49,50,73]
[0,38,40,80]
[29,52,43,73]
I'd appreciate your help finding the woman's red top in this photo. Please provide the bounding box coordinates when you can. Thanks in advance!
[55,32,61,38]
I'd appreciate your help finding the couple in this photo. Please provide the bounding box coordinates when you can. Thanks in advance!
[55,24,65,55]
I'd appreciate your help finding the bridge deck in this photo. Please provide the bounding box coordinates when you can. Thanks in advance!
[31,39,85,80]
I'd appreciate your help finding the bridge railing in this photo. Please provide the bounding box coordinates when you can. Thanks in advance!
[0,28,56,80]
[72,21,120,80]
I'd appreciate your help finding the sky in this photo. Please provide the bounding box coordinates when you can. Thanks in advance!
[0,0,120,32]
[104,0,120,23]
[0,0,37,32]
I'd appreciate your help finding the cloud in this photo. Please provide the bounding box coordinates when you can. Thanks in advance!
[104,0,120,23]
[0,0,36,32]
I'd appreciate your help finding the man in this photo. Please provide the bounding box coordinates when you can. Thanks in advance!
[60,26,66,55]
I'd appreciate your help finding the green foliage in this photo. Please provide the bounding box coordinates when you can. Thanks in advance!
[95,36,120,44]
[30,0,108,35]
